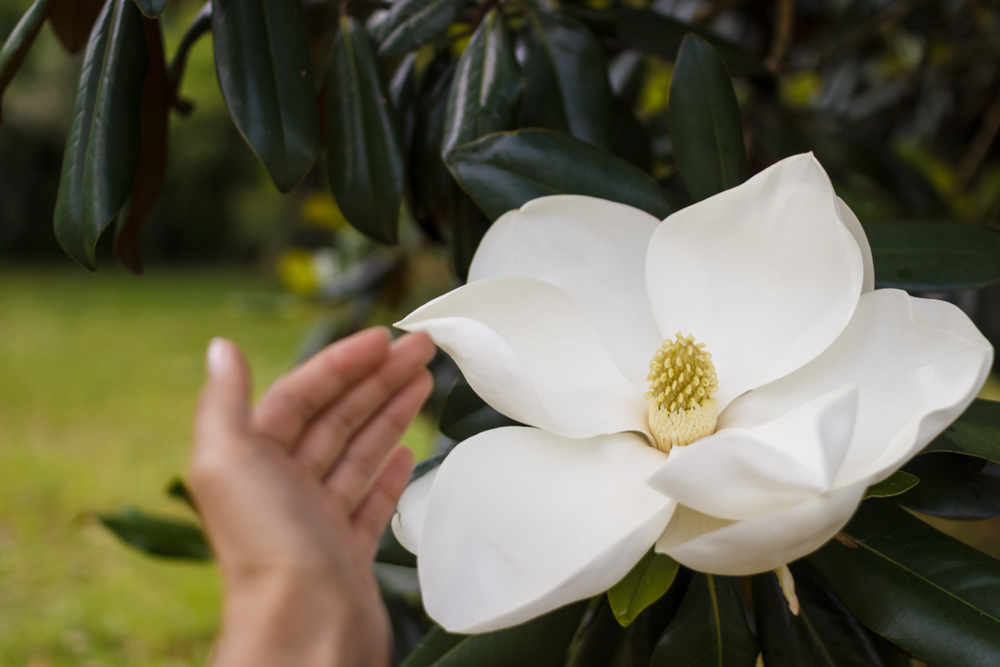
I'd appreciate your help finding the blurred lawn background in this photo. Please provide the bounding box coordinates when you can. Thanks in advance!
[0,268,434,666]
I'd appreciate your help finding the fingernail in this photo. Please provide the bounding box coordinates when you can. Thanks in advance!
[373,325,393,342]
[206,337,230,376]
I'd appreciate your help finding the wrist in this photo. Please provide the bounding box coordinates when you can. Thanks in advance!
[213,571,348,667]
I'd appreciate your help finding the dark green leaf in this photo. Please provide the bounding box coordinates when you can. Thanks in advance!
[752,561,890,667]
[609,7,767,78]
[212,0,319,192]
[650,573,757,667]
[0,0,50,123]
[114,16,168,274]
[326,16,405,245]
[377,524,417,568]
[518,12,613,149]
[669,33,746,202]
[440,10,522,161]
[922,399,1000,463]
[48,0,106,54]
[899,452,1000,520]
[607,549,680,627]
[610,568,693,667]
[808,500,1000,667]
[863,221,1000,290]
[448,129,674,220]
[410,55,454,223]
[451,187,491,282]
[612,97,651,172]
[863,470,919,498]
[166,1,210,115]
[133,0,168,19]
[439,373,520,442]
[166,477,197,512]
[96,506,211,560]
[376,0,467,59]
[389,52,419,154]
[400,601,587,667]
[608,49,644,106]
[565,597,624,667]
[54,0,148,270]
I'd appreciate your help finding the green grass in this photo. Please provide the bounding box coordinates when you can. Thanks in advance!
[0,267,433,667]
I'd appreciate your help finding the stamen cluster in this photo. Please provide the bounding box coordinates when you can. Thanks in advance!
[645,333,719,453]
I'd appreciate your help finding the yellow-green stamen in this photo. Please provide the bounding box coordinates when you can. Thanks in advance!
[645,332,719,454]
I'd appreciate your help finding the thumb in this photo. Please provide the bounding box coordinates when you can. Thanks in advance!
[194,338,252,455]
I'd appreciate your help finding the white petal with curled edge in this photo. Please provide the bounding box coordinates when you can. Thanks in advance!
[646,383,858,520]
[656,482,867,575]
[396,276,649,440]
[419,427,675,633]
[469,196,663,389]
[391,467,439,555]
[718,289,993,488]
[646,153,863,411]
[837,196,874,294]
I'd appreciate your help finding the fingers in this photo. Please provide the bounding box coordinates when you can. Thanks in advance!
[252,327,392,449]
[350,444,415,562]
[325,368,433,512]
[293,332,435,478]
[192,338,252,465]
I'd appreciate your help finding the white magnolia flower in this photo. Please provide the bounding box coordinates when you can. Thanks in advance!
[392,153,993,634]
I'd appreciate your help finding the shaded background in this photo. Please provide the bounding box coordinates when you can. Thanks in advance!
[2,0,1000,664]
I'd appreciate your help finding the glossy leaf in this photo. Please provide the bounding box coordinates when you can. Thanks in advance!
[376,0,467,59]
[922,399,1000,463]
[609,7,767,78]
[439,374,519,442]
[607,549,680,627]
[326,16,405,245]
[565,597,624,667]
[115,17,168,274]
[863,470,919,498]
[389,52,419,154]
[96,506,211,560]
[0,0,50,123]
[808,500,1000,667]
[212,0,319,193]
[448,129,674,221]
[518,12,613,149]
[863,221,1000,290]
[650,573,758,667]
[440,10,522,161]
[410,56,454,224]
[611,568,693,667]
[48,0,106,54]
[400,601,587,667]
[166,1,210,115]
[669,33,747,202]
[451,187,491,281]
[899,453,1000,520]
[133,0,169,18]
[752,561,890,667]
[53,0,148,269]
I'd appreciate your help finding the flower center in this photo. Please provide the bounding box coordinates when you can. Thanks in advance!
[645,333,719,454]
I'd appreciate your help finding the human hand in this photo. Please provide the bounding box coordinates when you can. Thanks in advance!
[190,328,435,667]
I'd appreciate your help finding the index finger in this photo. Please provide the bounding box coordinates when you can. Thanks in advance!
[252,327,392,448]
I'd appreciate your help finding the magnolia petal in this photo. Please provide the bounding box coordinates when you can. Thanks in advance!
[391,467,439,555]
[396,276,649,439]
[656,482,867,575]
[469,196,663,388]
[719,289,993,488]
[646,153,863,410]
[646,384,858,520]
[837,197,874,294]
[419,427,675,633]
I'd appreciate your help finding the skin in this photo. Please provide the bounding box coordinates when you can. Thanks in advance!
[190,327,436,667]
